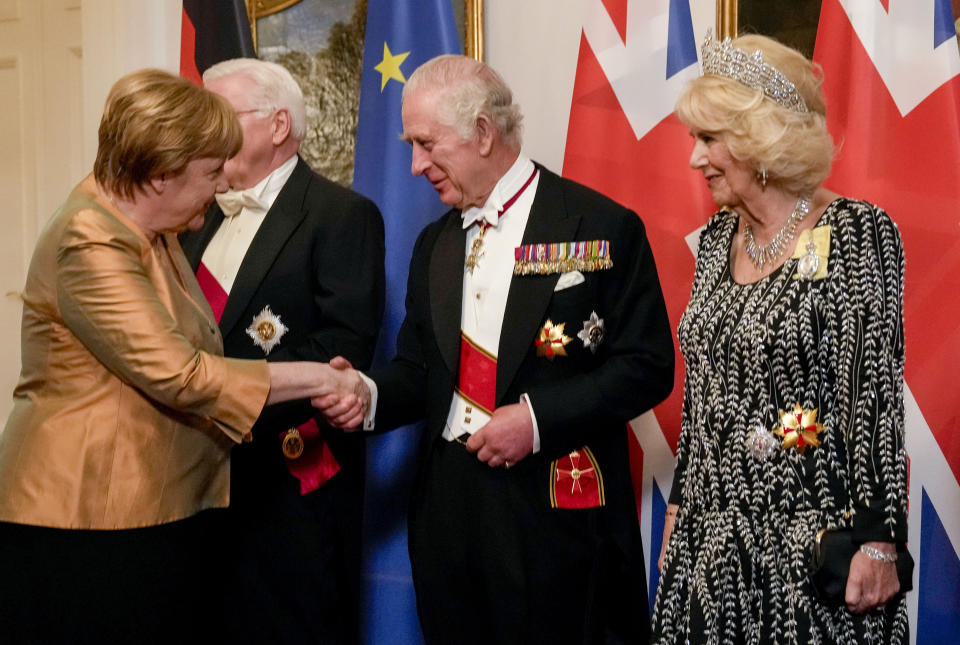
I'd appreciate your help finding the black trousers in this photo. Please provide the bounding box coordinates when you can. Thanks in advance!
[409,439,650,645]
[216,459,363,645]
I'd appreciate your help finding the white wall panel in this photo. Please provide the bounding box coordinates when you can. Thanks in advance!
[80,0,182,170]
[0,57,26,414]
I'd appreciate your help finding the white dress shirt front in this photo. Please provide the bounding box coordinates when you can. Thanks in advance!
[441,154,540,450]
[200,154,298,293]
[361,154,543,452]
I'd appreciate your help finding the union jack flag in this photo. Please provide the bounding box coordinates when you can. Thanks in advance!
[815,0,960,640]
[562,0,713,612]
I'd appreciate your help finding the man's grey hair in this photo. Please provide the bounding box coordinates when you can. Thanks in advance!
[203,58,307,142]
[403,55,523,148]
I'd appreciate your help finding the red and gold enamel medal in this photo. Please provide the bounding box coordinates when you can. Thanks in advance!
[549,447,605,509]
[772,404,825,453]
[535,319,571,359]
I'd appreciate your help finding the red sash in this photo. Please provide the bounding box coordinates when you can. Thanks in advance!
[195,262,339,495]
[549,446,605,509]
[196,262,227,323]
[457,333,497,414]
[280,418,341,494]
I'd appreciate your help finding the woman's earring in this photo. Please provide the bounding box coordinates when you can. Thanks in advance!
[758,167,768,189]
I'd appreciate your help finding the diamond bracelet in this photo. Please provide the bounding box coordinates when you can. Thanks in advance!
[859,544,898,563]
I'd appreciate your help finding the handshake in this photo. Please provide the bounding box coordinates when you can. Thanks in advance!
[295,358,536,468]
[264,357,370,430]
[310,357,371,430]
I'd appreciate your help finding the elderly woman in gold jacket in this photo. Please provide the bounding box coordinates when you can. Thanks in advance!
[0,69,352,644]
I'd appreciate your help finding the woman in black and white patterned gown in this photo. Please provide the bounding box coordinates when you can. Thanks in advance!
[651,33,909,644]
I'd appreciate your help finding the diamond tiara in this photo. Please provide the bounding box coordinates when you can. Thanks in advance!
[700,30,808,113]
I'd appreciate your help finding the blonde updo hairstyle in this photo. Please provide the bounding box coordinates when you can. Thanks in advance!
[94,69,242,199]
[676,34,834,194]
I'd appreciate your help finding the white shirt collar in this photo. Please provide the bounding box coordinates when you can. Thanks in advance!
[247,153,298,211]
[461,153,535,230]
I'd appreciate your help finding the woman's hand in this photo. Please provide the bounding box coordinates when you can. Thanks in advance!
[658,503,679,571]
[266,360,364,407]
[845,541,900,613]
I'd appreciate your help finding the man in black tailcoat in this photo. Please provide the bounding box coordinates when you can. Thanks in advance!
[180,58,384,645]
[319,54,673,644]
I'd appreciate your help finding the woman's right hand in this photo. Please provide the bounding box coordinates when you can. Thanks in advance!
[266,360,363,407]
[658,503,680,571]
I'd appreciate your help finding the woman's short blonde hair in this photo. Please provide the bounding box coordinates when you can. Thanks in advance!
[676,34,835,194]
[94,69,242,198]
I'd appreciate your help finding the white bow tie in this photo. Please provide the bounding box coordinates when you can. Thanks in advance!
[216,189,266,217]
[462,204,502,230]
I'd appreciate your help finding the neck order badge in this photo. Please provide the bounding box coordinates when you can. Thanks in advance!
[465,166,539,273]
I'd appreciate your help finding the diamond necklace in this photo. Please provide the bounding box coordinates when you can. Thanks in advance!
[743,196,810,270]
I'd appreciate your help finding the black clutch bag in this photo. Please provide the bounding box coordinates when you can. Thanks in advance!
[811,529,914,605]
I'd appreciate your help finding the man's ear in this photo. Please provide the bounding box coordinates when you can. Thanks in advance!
[272,108,293,146]
[476,114,495,157]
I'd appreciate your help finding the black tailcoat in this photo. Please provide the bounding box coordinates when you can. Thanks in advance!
[371,165,674,644]
[181,157,385,644]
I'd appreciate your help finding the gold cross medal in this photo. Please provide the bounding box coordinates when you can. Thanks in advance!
[465,226,488,273]
[549,447,605,508]
[246,305,288,355]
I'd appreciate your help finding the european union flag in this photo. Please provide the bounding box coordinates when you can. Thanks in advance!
[352,2,460,643]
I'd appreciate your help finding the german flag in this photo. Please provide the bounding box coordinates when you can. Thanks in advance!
[180,0,256,85]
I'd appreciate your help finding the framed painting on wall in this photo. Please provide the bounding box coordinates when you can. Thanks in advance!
[243,0,483,186]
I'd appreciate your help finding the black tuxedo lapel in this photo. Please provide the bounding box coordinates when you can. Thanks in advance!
[219,158,312,338]
[428,211,466,377]
[496,167,581,405]
[180,207,225,272]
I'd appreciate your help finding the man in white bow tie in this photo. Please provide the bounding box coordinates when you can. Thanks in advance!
[317,54,674,644]
[179,58,384,645]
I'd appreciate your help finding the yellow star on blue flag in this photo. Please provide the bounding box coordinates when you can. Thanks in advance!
[374,42,410,91]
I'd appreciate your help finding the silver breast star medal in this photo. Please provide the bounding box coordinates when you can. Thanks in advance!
[246,305,288,355]
[577,311,605,354]
[745,424,779,462]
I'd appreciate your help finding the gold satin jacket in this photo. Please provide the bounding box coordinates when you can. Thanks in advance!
[0,176,270,529]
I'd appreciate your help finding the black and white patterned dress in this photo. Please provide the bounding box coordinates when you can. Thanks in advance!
[652,198,909,644]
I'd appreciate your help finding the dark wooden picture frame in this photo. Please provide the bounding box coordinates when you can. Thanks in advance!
[720,0,958,59]
[718,0,821,57]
